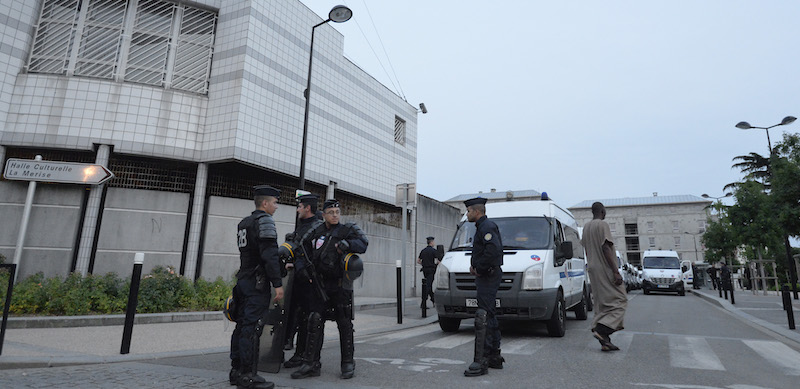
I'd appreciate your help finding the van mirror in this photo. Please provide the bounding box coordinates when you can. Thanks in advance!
[557,241,573,260]
[436,244,445,259]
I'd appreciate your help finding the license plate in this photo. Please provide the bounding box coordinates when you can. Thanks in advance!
[657,285,669,288]
[466,298,500,308]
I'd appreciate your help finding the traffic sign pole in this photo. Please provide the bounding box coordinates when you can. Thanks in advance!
[12,155,41,283]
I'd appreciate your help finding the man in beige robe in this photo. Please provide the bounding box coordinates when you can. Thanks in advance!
[580,202,627,351]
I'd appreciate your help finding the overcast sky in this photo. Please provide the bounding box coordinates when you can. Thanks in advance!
[299,1,799,208]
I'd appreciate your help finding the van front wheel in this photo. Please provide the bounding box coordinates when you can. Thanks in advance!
[546,291,566,337]
[439,317,461,332]
[574,288,588,320]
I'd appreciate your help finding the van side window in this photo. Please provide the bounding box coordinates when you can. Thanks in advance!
[564,226,584,259]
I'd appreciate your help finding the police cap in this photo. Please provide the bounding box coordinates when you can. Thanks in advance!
[297,193,319,205]
[254,185,280,198]
[323,199,340,210]
[426,236,435,243]
[463,197,487,207]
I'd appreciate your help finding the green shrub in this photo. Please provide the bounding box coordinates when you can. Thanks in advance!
[137,266,196,313]
[8,273,48,314]
[194,277,233,311]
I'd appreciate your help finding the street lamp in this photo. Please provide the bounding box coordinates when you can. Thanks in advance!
[298,5,353,190]
[702,193,732,218]
[735,115,796,152]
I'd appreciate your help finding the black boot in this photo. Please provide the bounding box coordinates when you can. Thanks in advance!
[487,349,505,369]
[229,359,241,385]
[340,325,355,379]
[291,312,323,379]
[236,371,274,389]
[284,311,308,368]
[464,309,488,377]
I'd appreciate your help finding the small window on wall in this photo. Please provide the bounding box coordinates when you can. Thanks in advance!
[698,220,706,233]
[649,237,655,248]
[646,221,654,233]
[394,116,406,145]
[609,222,616,233]
[674,236,681,248]
[672,221,680,232]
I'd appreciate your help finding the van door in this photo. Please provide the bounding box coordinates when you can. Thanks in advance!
[553,220,573,304]
[564,225,585,305]
[681,260,693,287]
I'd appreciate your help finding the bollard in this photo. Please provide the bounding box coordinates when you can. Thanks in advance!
[728,279,735,305]
[782,285,796,330]
[421,278,427,318]
[396,260,402,324]
[121,253,145,354]
[0,264,17,356]
[718,280,723,298]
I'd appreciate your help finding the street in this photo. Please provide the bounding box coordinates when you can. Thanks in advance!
[2,290,800,388]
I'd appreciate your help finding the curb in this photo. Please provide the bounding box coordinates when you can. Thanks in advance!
[689,289,800,348]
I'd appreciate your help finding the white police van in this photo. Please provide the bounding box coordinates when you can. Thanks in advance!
[433,196,589,337]
[641,250,685,296]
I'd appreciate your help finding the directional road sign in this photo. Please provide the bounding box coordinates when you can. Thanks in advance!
[3,158,114,185]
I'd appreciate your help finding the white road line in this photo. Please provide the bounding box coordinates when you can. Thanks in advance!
[501,338,546,355]
[356,325,442,345]
[743,340,800,376]
[417,333,474,349]
[669,336,725,371]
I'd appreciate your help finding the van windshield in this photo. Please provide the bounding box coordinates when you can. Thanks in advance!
[450,216,551,251]
[643,256,680,269]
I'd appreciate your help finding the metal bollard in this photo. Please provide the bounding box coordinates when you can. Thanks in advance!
[782,285,795,330]
[121,253,145,354]
[421,278,427,318]
[723,279,729,300]
[728,279,735,305]
[396,260,402,324]
[0,264,17,356]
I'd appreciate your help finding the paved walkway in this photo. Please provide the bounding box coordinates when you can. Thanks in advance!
[0,297,438,369]
[690,285,800,347]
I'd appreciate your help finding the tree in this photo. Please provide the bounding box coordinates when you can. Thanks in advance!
[702,216,738,264]
[724,152,772,192]
[726,180,782,261]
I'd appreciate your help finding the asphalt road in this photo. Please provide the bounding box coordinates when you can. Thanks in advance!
[3,291,800,388]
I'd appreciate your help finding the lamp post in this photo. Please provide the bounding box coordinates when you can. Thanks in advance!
[735,115,796,153]
[298,5,353,190]
[734,116,799,299]
[684,232,700,263]
[701,193,732,219]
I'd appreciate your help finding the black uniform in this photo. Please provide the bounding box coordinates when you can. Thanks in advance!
[707,266,719,290]
[283,214,323,367]
[230,208,283,386]
[419,245,437,306]
[720,263,732,291]
[292,211,368,380]
[471,214,504,359]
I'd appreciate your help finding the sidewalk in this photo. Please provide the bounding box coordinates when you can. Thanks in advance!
[0,297,438,369]
[690,286,800,347]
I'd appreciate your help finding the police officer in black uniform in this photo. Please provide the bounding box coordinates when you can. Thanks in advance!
[417,236,438,308]
[463,197,505,377]
[230,185,285,389]
[283,193,323,368]
[292,199,368,380]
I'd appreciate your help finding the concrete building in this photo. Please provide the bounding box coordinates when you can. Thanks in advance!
[569,194,712,265]
[0,0,456,298]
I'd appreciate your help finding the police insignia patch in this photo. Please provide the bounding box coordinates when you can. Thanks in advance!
[484,233,492,241]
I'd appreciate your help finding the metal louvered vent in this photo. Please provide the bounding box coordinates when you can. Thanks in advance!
[26,0,216,95]
[394,116,405,145]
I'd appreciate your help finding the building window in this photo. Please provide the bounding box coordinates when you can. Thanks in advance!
[394,116,406,145]
[609,222,616,233]
[672,220,680,232]
[698,220,706,233]
[27,0,217,95]
[628,252,641,266]
[649,237,655,248]
[625,223,638,236]
[646,221,654,233]
[625,237,639,251]
[674,236,681,248]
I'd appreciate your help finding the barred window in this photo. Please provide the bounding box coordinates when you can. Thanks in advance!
[27,0,217,94]
[394,116,405,145]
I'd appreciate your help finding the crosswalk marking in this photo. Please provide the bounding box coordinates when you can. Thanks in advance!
[356,325,441,345]
[743,340,800,376]
[417,333,474,349]
[669,336,725,371]
[502,338,546,355]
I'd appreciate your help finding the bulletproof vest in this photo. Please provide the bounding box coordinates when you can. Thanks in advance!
[237,211,274,275]
[312,223,354,279]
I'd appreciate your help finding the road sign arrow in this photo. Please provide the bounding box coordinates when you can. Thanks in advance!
[3,158,115,185]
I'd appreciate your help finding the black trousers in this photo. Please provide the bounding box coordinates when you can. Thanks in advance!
[422,268,436,303]
[475,268,501,353]
[230,276,271,372]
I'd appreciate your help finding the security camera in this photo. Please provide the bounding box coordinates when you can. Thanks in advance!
[419,103,427,114]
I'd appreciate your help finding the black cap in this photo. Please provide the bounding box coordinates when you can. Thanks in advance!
[463,197,487,207]
[254,185,280,197]
[297,194,319,205]
[323,199,340,210]
[426,236,435,242]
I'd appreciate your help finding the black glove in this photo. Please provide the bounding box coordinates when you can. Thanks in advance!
[285,232,297,242]
[336,240,350,252]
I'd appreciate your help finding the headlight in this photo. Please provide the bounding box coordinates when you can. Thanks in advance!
[434,263,449,290]
[523,263,544,290]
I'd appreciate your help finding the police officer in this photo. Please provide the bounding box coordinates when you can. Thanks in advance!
[720,262,732,292]
[292,199,368,380]
[417,236,438,308]
[230,185,285,389]
[283,193,323,368]
[463,197,504,377]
